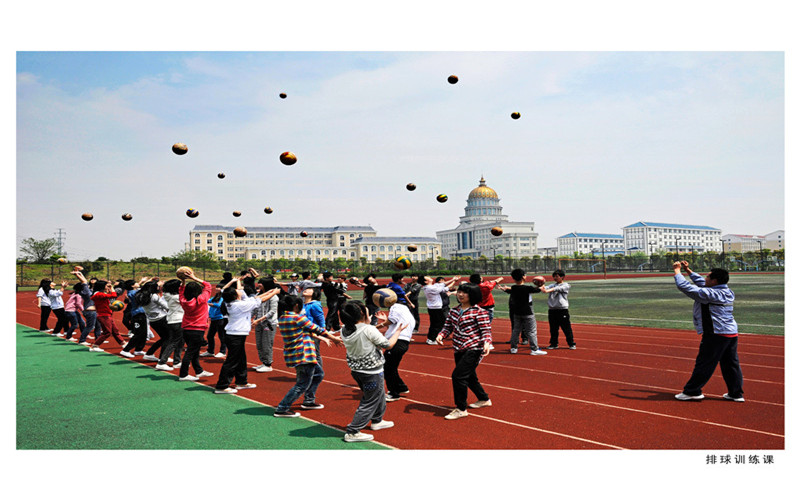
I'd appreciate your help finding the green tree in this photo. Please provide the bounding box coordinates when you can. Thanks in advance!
[19,237,58,263]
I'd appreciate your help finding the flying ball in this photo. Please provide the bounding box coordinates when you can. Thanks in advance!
[264,207,273,214]
[279,92,287,99]
[280,152,297,165]
[372,288,398,308]
[121,213,132,221]
[233,226,247,237]
[407,244,418,252]
[172,143,188,155]
[436,194,448,203]
[300,231,308,238]
[406,183,416,191]
[186,208,199,218]
[394,255,412,270]
[176,266,193,279]
[532,275,546,286]
[73,266,84,272]
[490,226,503,236]
[348,277,359,285]
[81,213,93,221]
[232,211,242,217]
[57,257,68,264]
[511,112,521,120]
[447,75,459,84]
[110,300,125,312]
[218,172,226,179]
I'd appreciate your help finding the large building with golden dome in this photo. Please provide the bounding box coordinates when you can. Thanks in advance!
[436,177,539,259]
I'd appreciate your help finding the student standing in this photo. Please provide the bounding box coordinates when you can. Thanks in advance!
[673,261,744,402]
[376,300,414,401]
[177,269,214,381]
[469,273,503,322]
[214,277,281,394]
[541,269,576,350]
[90,280,127,352]
[202,284,227,358]
[500,269,547,355]
[137,279,172,362]
[436,283,494,420]
[403,274,423,333]
[36,279,55,332]
[339,301,400,442]
[72,271,99,346]
[252,276,281,373]
[422,275,459,344]
[273,296,343,417]
[155,279,184,370]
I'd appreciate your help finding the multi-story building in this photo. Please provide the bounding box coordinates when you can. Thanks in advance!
[436,177,538,259]
[764,230,785,251]
[720,234,767,253]
[556,232,625,257]
[187,225,442,263]
[622,222,722,255]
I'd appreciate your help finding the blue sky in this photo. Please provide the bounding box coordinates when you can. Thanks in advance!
[16,51,784,260]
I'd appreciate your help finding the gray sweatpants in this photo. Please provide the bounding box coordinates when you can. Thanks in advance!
[254,322,276,366]
[346,371,387,434]
[511,314,539,350]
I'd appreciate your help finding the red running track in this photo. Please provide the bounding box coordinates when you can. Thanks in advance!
[16,291,784,450]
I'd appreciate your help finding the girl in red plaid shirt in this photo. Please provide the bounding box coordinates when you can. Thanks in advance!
[436,283,494,420]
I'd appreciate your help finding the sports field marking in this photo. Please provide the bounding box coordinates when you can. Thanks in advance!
[571,315,784,330]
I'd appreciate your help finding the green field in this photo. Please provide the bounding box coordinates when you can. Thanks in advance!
[350,273,784,336]
[16,324,388,450]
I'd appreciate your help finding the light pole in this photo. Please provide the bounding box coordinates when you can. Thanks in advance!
[675,236,680,259]
[719,238,726,268]
[648,242,655,271]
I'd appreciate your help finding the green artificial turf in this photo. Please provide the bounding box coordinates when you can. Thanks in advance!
[15,324,388,450]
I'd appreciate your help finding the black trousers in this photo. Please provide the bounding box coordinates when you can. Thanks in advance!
[452,349,489,411]
[159,322,184,365]
[123,313,149,352]
[215,335,248,388]
[145,317,170,356]
[548,309,575,347]
[427,309,446,341]
[409,299,420,331]
[179,329,205,377]
[206,318,227,354]
[51,308,67,333]
[683,333,744,398]
[325,300,343,331]
[384,339,409,396]
[39,305,52,331]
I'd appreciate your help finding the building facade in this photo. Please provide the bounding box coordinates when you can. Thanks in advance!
[720,234,767,253]
[436,177,538,259]
[622,222,722,255]
[187,225,441,262]
[556,232,625,257]
[764,230,784,251]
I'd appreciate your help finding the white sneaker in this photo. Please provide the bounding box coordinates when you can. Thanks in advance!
[87,335,95,340]
[199,352,214,357]
[133,351,146,356]
[214,387,238,394]
[370,420,394,430]
[722,393,745,402]
[68,338,79,342]
[469,399,492,409]
[675,392,704,401]
[56,333,65,337]
[343,432,374,442]
[89,346,104,352]
[255,365,273,373]
[173,362,182,369]
[142,354,159,362]
[444,409,469,420]
[79,341,91,346]
[531,349,548,355]
[120,351,135,358]
[426,339,438,345]
[235,383,257,390]
[215,352,226,358]
[154,364,173,371]
[197,371,214,378]
[510,348,518,354]
[179,375,199,381]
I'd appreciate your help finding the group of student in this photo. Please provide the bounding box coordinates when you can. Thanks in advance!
[35,267,576,443]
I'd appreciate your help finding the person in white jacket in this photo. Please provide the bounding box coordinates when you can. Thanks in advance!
[339,301,402,443]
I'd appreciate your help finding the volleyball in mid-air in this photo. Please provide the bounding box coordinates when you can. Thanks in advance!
[233,227,247,237]
[121,213,132,221]
[172,143,188,155]
[436,194,448,203]
[264,207,273,214]
[447,75,458,84]
[372,288,397,308]
[280,152,297,165]
[81,213,93,221]
[186,208,199,218]
[176,266,193,279]
[491,226,503,236]
[110,300,125,311]
[394,255,412,270]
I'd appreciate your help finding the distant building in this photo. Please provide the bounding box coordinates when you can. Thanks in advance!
[622,222,722,255]
[764,230,785,251]
[556,232,625,257]
[353,236,441,263]
[436,177,538,259]
[720,234,767,253]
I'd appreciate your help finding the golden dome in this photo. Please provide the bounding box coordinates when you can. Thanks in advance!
[468,176,498,199]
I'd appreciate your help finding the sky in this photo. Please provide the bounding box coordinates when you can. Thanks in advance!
[5,1,798,495]
[15,50,784,260]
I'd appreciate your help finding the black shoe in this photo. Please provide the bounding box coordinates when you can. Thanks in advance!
[274,410,300,418]
[544,345,558,350]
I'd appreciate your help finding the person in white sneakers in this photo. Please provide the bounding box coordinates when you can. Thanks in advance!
[340,301,401,442]
[213,276,281,394]
[251,276,281,373]
[436,283,494,420]
[499,269,547,355]
[422,275,460,345]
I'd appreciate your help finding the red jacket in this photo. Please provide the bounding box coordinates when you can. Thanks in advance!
[179,281,213,331]
[92,291,117,317]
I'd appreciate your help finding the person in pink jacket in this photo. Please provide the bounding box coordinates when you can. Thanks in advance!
[63,283,85,342]
[177,269,214,381]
